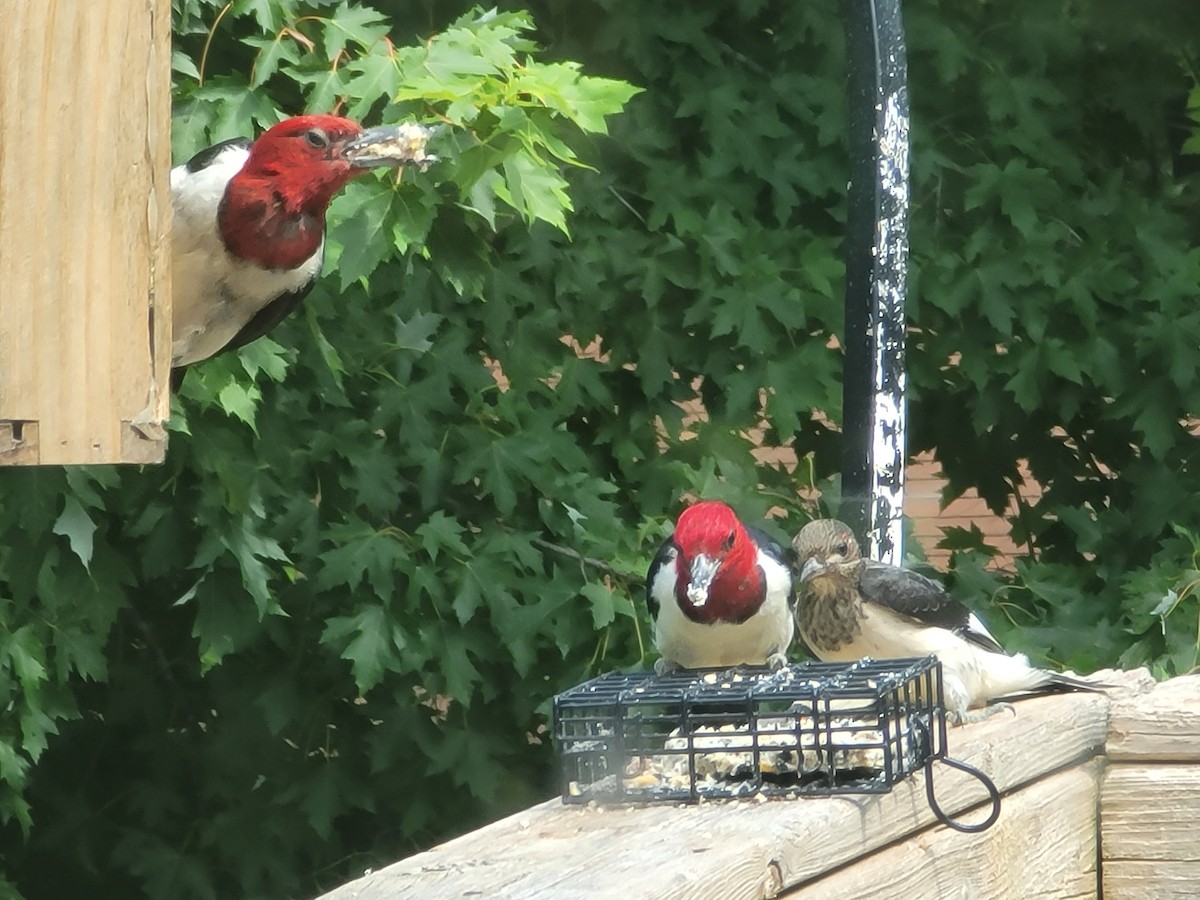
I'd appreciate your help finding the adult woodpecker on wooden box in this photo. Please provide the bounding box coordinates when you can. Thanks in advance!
[169,114,433,378]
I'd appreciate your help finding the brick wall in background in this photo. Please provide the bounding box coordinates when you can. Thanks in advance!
[906,451,1033,569]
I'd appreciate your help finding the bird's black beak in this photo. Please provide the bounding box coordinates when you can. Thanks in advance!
[344,123,438,170]
[799,557,827,583]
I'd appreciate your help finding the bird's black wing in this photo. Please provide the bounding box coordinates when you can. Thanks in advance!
[745,525,791,569]
[644,537,678,620]
[170,282,315,388]
[746,524,797,613]
[222,281,318,355]
[183,137,253,173]
[857,560,1005,654]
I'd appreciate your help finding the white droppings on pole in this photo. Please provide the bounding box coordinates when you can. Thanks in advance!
[867,90,910,567]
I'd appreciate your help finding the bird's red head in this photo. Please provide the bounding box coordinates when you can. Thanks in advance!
[220,115,379,271]
[673,501,746,561]
[671,501,764,623]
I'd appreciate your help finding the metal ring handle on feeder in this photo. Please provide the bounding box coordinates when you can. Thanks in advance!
[923,756,1001,833]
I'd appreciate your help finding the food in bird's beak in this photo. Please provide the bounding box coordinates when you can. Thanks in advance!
[346,123,437,170]
[687,554,720,607]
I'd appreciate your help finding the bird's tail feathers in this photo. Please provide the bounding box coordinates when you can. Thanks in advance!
[992,669,1110,703]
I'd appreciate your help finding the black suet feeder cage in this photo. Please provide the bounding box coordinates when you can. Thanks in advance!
[553,657,1001,833]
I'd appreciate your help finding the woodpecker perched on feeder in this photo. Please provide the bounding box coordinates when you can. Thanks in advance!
[170,114,433,373]
[792,518,1104,722]
[646,501,795,673]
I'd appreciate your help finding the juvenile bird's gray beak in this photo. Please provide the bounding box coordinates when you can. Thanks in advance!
[345,123,438,170]
[799,556,826,583]
[686,554,720,607]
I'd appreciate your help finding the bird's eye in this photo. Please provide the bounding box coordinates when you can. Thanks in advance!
[835,540,849,555]
[722,531,736,551]
[304,129,330,148]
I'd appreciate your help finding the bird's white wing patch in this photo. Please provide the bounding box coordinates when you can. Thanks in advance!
[964,611,1000,647]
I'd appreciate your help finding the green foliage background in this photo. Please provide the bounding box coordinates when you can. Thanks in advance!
[1,0,1198,896]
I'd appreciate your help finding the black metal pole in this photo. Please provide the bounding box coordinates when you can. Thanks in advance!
[840,0,910,565]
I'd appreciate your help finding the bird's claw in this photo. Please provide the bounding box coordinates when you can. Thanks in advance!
[949,701,1016,726]
[766,651,788,672]
[654,657,681,676]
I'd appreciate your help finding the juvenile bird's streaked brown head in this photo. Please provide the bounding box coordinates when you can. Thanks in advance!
[792,518,862,583]
[792,519,868,653]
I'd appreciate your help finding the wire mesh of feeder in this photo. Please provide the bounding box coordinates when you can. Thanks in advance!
[554,656,947,805]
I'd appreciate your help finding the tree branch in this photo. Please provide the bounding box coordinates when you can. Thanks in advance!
[532,537,645,588]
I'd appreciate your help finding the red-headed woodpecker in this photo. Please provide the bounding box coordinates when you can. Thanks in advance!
[170,115,432,372]
[792,518,1104,723]
[646,500,795,673]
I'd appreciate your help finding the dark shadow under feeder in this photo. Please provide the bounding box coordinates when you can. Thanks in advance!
[554,656,998,831]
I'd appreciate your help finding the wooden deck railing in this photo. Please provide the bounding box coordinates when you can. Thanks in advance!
[319,669,1199,899]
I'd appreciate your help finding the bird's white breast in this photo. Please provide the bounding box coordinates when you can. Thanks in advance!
[170,146,323,366]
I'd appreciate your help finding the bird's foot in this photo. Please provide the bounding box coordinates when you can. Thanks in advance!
[766,651,788,672]
[654,657,681,676]
[948,701,1016,726]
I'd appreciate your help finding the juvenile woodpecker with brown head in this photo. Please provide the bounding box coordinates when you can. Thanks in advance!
[646,500,794,673]
[170,115,432,373]
[792,518,1104,722]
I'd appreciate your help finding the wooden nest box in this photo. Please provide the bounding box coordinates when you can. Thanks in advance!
[0,0,172,465]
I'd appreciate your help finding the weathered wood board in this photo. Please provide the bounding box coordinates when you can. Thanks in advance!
[1107,673,1200,762]
[0,0,172,465]
[1103,860,1200,900]
[319,690,1110,900]
[787,761,1101,900]
[1102,673,1200,898]
[1102,765,1200,863]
